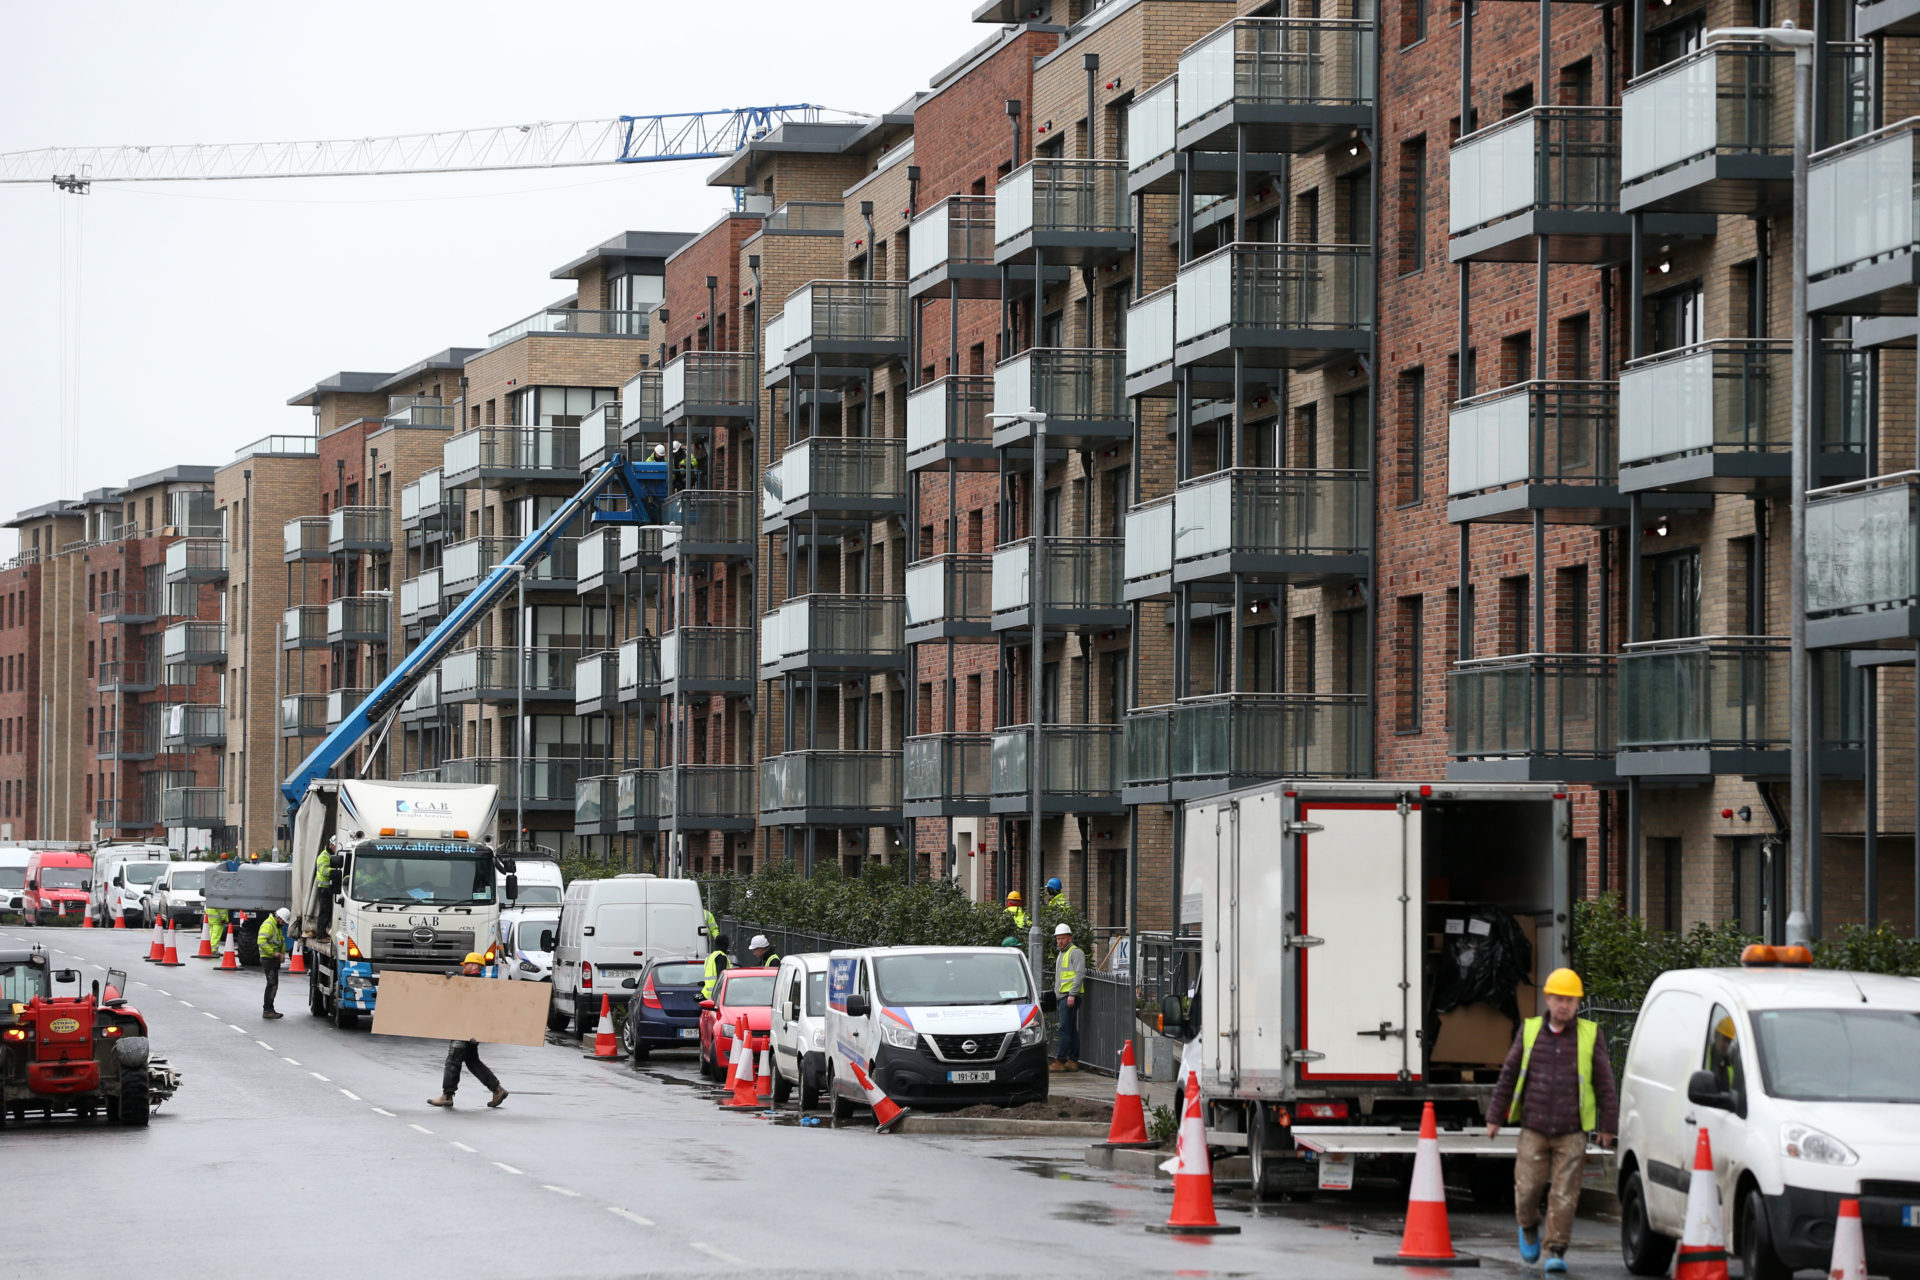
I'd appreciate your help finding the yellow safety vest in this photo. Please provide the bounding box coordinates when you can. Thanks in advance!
[1056,945,1084,996]
[258,916,286,959]
[702,949,726,1000]
[1006,907,1030,930]
[1509,1016,1599,1131]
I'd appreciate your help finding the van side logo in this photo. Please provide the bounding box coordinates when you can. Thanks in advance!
[396,799,452,816]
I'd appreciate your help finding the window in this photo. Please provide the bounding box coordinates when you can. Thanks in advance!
[1398,138,1427,274]
[1336,609,1366,693]
[1335,391,1366,469]
[1558,314,1591,382]
[1501,575,1530,653]
[1647,548,1702,639]
[1702,1003,1747,1111]
[1396,595,1424,732]
[1648,13,1704,69]
[1646,280,1704,353]
[1398,368,1426,505]
[1340,169,1371,245]
[1401,0,1427,46]
[1555,566,1589,653]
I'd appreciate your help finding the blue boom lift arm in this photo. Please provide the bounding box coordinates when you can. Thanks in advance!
[278,455,671,820]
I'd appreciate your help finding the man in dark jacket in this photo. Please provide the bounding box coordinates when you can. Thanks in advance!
[1486,967,1617,1274]
[429,953,509,1110]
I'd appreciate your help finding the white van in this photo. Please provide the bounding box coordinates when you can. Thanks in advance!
[1615,949,1920,1280]
[503,912,559,982]
[825,946,1048,1117]
[549,875,705,1036]
[0,847,29,918]
[497,855,564,959]
[90,844,174,927]
[770,953,831,1109]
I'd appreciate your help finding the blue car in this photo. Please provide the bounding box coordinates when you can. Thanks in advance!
[622,955,707,1063]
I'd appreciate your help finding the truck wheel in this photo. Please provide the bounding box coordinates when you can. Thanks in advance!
[1248,1104,1277,1200]
[118,1069,150,1127]
[546,996,569,1034]
[1739,1187,1791,1280]
[235,921,261,968]
[572,1000,595,1039]
[331,994,359,1030]
[308,971,326,1017]
[1619,1170,1676,1276]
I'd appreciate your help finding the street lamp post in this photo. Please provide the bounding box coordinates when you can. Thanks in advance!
[1707,23,1815,944]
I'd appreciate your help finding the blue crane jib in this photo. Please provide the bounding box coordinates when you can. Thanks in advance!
[278,455,671,817]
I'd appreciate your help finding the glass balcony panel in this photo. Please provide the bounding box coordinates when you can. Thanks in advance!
[906,376,993,455]
[660,627,751,683]
[486,307,649,345]
[1124,498,1175,583]
[993,160,1129,244]
[764,201,843,233]
[1809,123,1917,278]
[661,765,756,821]
[1167,694,1368,779]
[280,694,328,735]
[769,595,905,660]
[905,555,993,628]
[162,621,225,664]
[442,426,580,476]
[165,537,228,578]
[781,438,906,506]
[575,774,617,826]
[904,734,994,803]
[783,281,908,347]
[1129,77,1178,172]
[577,528,611,583]
[1450,108,1621,234]
[661,352,753,413]
[1123,705,1174,785]
[614,635,661,694]
[325,688,371,726]
[759,751,902,812]
[327,506,390,549]
[1622,44,1792,184]
[1176,243,1371,343]
[575,651,617,704]
[1177,17,1375,123]
[1619,638,1789,749]
[1172,469,1370,561]
[621,370,663,432]
[1449,655,1617,758]
[661,491,753,552]
[991,538,1124,613]
[992,349,1126,425]
[1806,477,1919,616]
[160,787,225,827]
[1448,382,1618,495]
[989,725,1121,796]
[1127,287,1176,378]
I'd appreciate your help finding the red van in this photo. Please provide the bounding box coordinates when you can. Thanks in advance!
[24,850,93,925]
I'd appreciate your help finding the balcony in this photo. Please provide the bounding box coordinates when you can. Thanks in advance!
[1618,340,1868,493]
[906,375,996,472]
[990,538,1128,633]
[1449,107,1710,263]
[325,688,370,727]
[578,401,625,474]
[1176,17,1374,160]
[1170,468,1370,588]
[1621,43,1796,214]
[163,620,225,666]
[96,799,156,832]
[574,773,622,834]
[1449,653,1617,783]
[399,569,443,626]
[397,672,440,725]
[614,768,665,834]
[1619,636,1792,779]
[326,595,390,645]
[486,306,649,347]
[576,527,616,593]
[905,555,995,643]
[660,627,752,696]
[759,595,906,675]
[780,280,910,370]
[383,399,457,429]
[164,537,227,583]
[988,725,1122,815]
[283,516,330,562]
[442,536,576,594]
[991,348,1128,447]
[98,590,158,625]
[442,758,581,811]
[763,200,843,234]
[161,703,225,749]
[1447,381,1635,524]
[658,765,757,832]
[97,727,156,763]
[903,733,994,818]
[327,506,391,554]
[662,352,755,426]
[1123,497,1175,602]
[283,605,328,649]
[617,636,663,703]
[618,523,667,572]
[993,159,1132,267]
[906,195,1070,301]
[1122,694,1369,803]
[660,491,754,561]
[1810,119,1920,315]
[620,369,663,443]
[1126,286,1177,399]
[759,750,902,827]
[97,661,156,694]
[280,694,328,738]
[1806,472,1920,647]
[1128,75,1182,194]
[1174,243,1371,379]
[442,426,581,485]
[574,650,622,716]
[440,647,577,704]
[160,787,225,829]
[768,437,906,523]
[400,469,450,535]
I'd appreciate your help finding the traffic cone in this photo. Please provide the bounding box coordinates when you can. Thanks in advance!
[1829,1197,1868,1280]
[194,919,213,959]
[1672,1126,1729,1280]
[1372,1101,1476,1264]
[589,994,619,1059]
[160,922,183,967]
[287,937,306,975]
[848,1058,910,1133]
[722,1021,761,1110]
[217,922,239,970]
[113,905,125,929]
[145,918,165,962]
[1098,1038,1153,1147]
[1147,1069,1240,1235]
[720,1021,745,1093]
[82,905,94,928]
[753,1037,773,1103]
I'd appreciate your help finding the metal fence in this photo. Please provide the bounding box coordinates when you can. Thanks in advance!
[714,916,860,961]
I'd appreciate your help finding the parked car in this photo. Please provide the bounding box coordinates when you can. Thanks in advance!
[502,912,559,982]
[549,874,705,1037]
[698,967,777,1081]
[149,864,208,928]
[622,955,706,1064]
[1615,946,1920,1280]
[770,953,831,1109]
[23,850,93,925]
[0,847,29,918]
[93,850,171,928]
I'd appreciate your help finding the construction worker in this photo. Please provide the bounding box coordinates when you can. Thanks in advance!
[701,932,731,1001]
[205,904,230,955]
[749,934,781,969]
[257,907,289,1020]
[1486,968,1618,1275]
[429,953,509,1109]
[1051,923,1084,1072]
[1045,876,1068,911]
[1003,890,1029,933]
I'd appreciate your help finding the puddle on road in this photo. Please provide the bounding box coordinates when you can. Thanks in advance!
[992,1155,1093,1182]
[1052,1200,1120,1225]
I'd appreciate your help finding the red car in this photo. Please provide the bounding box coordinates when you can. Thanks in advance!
[697,967,777,1080]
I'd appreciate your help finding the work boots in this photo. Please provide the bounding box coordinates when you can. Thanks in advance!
[487,1087,509,1108]
[427,1095,454,1108]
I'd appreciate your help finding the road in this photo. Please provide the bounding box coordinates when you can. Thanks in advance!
[6,923,1648,1280]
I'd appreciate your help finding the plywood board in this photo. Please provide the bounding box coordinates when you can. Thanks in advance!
[370,972,551,1046]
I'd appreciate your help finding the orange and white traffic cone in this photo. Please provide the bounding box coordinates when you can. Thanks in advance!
[287,937,306,975]
[1147,1069,1240,1235]
[1372,1101,1472,1264]
[589,994,619,1059]
[194,919,213,959]
[1099,1038,1153,1147]
[1829,1197,1868,1280]
[720,1021,745,1094]
[753,1037,773,1104]
[160,922,183,967]
[1673,1126,1729,1280]
[848,1058,910,1133]
[82,905,94,928]
[217,922,240,970]
[112,905,125,929]
[722,1023,761,1110]
[145,918,165,963]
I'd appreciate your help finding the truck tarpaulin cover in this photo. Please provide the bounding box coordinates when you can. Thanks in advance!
[1431,905,1532,1022]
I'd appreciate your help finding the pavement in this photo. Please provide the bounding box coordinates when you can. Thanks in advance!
[4,924,1697,1280]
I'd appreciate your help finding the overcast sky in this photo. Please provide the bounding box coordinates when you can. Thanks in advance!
[0,1,986,554]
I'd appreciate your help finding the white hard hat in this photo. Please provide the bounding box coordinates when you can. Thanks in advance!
[750,935,770,950]
[1054,923,1073,937]
[275,908,291,923]
[651,443,666,458]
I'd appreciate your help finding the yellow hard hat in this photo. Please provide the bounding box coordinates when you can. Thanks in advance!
[1005,891,1022,904]
[1715,1015,1737,1041]
[462,952,487,966]
[1543,968,1584,998]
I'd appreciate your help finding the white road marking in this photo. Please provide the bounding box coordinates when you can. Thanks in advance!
[690,1243,745,1266]
[491,1162,524,1176]
[607,1207,655,1227]
[309,1071,329,1082]
[227,1024,246,1033]
[449,1141,476,1153]
[541,1185,581,1197]
[409,1123,433,1135]
[202,1011,218,1019]
[256,1041,273,1051]
[372,1107,396,1117]
[340,1089,361,1102]
[178,1000,193,1007]
[93,964,104,971]
[152,989,167,995]
[282,1057,301,1066]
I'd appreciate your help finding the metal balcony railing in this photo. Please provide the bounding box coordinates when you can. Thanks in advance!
[326,688,371,727]
[1450,654,1617,760]
[280,694,328,737]
[383,400,457,429]
[442,535,576,592]
[400,469,447,529]
[1124,497,1176,586]
[399,671,440,719]
[662,351,754,415]
[443,426,582,479]
[764,201,843,233]
[97,728,156,760]
[1807,472,1920,617]
[621,369,663,436]
[1126,286,1176,381]
[579,401,624,471]
[162,620,226,665]
[97,661,155,692]
[160,704,225,748]
[905,556,993,630]
[661,628,752,685]
[618,523,667,570]
[98,590,157,623]
[779,437,905,507]
[164,537,227,582]
[1450,107,1623,235]
[486,306,649,346]
[661,491,754,555]
[1173,468,1371,563]
[576,773,621,827]
[97,799,156,829]
[576,527,615,586]
[1618,636,1789,751]
[327,506,391,552]
[1123,705,1174,786]
[759,751,902,815]
[992,348,1126,428]
[326,595,390,644]
[1166,694,1368,781]
[908,196,996,280]
[283,605,328,648]
[1620,339,1868,466]
[1622,42,1795,186]
[659,765,756,824]
[232,434,318,461]
[1175,243,1372,342]
[783,280,909,349]
[905,376,993,459]
[442,758,583,804]
[760,595,905,666]
[399,569,443,624]
[440,647,577,700]
[573,650,618,707]
[1177,17,1376,123]
[1129,76,1178,174]
[617,636,662,699]
[995,159,1130,245]
[991,538,1125,614]
[616,768,661,827]
[284,516,329,560]
[904,733,994,804]
[989,725,1122,798]
[1448,380,1619,496]
[160,787,225,827]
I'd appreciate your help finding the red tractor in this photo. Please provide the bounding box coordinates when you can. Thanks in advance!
[1,945,182,1127]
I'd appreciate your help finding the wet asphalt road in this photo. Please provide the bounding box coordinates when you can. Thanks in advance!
[6,923,1655,1280]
